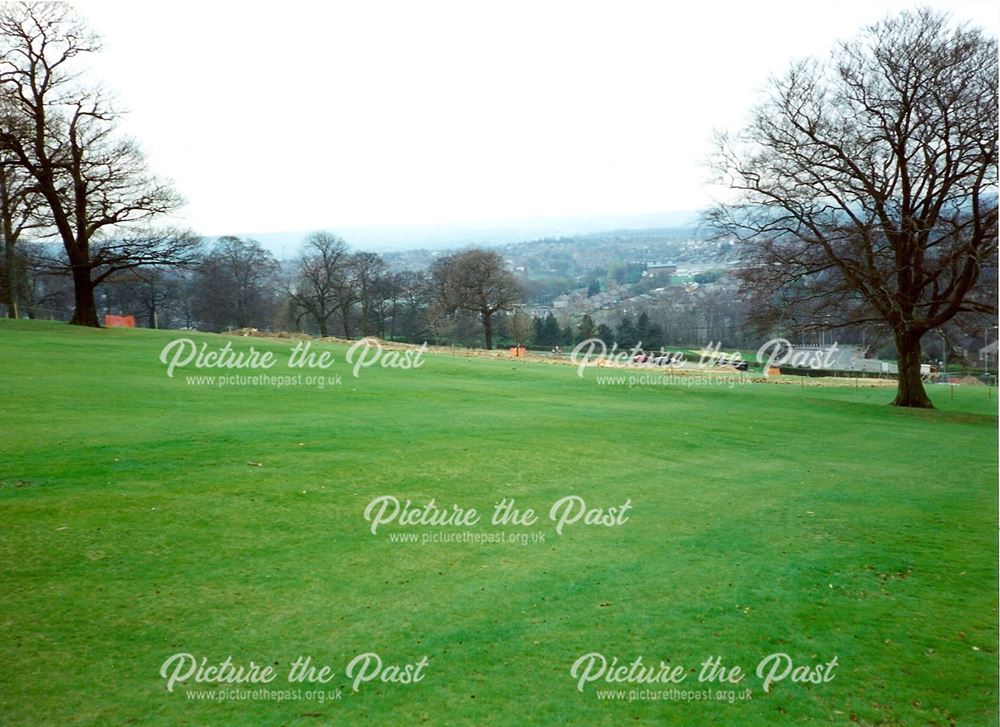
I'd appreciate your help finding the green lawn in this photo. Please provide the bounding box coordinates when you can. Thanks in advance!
[1,319,996,725]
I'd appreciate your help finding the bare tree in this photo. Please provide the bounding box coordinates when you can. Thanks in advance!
[508,308,533,350]
[350,251,387,337]
[192,236,280,330]
[8,240,67,318]
[0,3,188,326]
[0,111,44,317]
[709,9,998,408]
[286,232,350,337]
[430,249,522,349]
[102,267,190,329]
[332,268,357,338]
[395,269,431,342]
[374,271,403,340]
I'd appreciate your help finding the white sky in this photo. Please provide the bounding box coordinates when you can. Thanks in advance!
[72,0,999,237]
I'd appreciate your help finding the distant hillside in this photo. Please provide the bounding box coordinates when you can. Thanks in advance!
[381,225,728,275]
[220,210,705,258]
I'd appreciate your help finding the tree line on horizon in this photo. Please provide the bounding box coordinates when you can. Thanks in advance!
[6,228,787,356]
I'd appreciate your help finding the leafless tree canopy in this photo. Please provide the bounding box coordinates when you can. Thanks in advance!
[193,236,280,330]
[350,251,387,337]
[431,249,523,349]
[0,2,193,326]
[0,104,44,317]
[709,8,998,407]
[286,232,351,337]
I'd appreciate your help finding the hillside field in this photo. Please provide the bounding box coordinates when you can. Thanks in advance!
[0,319,996,725]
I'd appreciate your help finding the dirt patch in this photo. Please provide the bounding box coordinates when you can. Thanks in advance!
[231,327,311,340]
[219,329,899,387]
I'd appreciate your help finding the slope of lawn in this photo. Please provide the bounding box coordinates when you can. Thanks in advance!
[0,319,996,725]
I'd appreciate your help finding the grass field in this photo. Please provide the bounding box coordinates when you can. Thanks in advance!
[1,319,997,725]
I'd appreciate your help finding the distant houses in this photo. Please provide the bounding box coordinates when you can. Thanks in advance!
[642,262,678,279]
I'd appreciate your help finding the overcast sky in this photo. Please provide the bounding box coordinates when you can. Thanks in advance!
[73,0,998,238]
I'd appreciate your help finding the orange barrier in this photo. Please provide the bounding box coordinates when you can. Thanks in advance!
[509,346,526,357]
[104,314,136,328]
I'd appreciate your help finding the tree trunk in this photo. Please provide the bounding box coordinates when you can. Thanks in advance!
[891,330,933,408]
[482,310,493,350]
[3,236,16,318]
[68,263,100,327]
[1,168,18,319]
[361,301,372,336]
